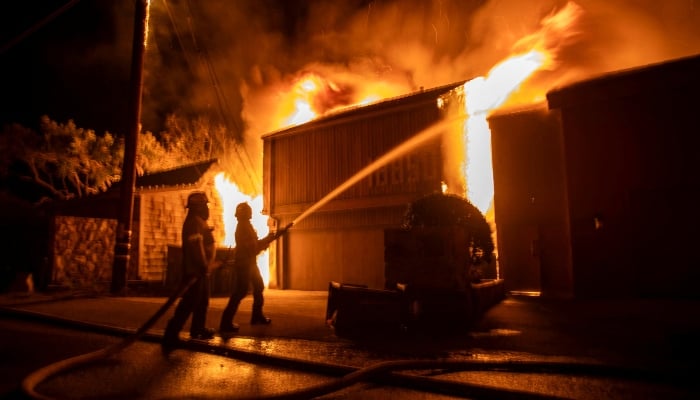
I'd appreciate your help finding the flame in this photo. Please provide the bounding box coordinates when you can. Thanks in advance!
[224,2,583,284]
[277,72,408,128]
[463,50,546,213]
[283,74,323,126]
[214,172,270,286]
[463,2,582,214]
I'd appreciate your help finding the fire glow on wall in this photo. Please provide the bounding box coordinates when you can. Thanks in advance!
[214,2,583,287]
[278,3,581,219]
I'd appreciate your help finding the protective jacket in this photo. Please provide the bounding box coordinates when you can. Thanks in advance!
[182,214,216,276]
[234,219,273,271]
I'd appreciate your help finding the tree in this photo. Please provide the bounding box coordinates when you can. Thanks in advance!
[0,116,123,202]
[136,113,231,175]
[402,193,494,266]
[0,113,239,203]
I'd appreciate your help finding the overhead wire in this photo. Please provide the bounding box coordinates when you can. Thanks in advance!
[185,0,260,190]
[160,0,260,191]
[0,0,82,55]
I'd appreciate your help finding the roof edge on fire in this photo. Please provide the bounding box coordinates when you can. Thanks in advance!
[262,80,467,139]
[547,53,700,109]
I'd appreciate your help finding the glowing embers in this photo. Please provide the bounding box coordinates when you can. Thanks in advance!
[469,328,523,338]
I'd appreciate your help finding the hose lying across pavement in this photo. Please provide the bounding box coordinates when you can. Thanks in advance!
[17,279,685,400]
[21,274,200,400]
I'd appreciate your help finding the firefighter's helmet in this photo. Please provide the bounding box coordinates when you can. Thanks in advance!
[235,202,252,219]
[186,191,209,208]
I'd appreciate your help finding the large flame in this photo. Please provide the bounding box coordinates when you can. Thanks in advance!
[214,172,270,286]
[282,73,325,126]
[215,2,583,285]
[278,71,408,128]
[463,50,546,213]
[463,2,582,214]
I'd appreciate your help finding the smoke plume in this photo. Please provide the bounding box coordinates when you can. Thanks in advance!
[142,0,700,194]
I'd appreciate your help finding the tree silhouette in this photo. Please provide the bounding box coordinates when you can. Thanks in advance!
[1,116,122,201]
[0,113,236,203]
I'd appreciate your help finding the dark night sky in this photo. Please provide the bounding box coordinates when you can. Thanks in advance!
[1,1,133,134]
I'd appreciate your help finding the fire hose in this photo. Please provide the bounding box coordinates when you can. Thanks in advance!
[18,225,679,399]
[20,224,296,400]
[21,272,201,400]
[18,280,681,400]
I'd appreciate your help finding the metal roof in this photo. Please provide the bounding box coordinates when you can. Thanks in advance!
[135,158,218,189]
[547,53,700,109]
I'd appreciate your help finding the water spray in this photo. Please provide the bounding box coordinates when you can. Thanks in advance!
[291,115,465,227]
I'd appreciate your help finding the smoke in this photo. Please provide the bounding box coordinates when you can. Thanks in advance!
[142,0,700,194]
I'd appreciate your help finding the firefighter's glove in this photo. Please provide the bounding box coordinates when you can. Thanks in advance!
[208,259,223,273]
[274,223,293,240]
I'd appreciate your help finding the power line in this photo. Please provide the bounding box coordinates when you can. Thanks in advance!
[0,0,82,55]
[161,0,260,190]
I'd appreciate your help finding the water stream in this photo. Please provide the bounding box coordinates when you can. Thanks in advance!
[291,114,465,226]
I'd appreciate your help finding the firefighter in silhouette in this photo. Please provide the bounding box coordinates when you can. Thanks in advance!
[162,191,220,355]
[219,202,289,335]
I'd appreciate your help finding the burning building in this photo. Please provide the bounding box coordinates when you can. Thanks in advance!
[262,51,700,299]
[259,3,582,293]
[34,0,700,300]
[262,83,463,290]
[490,53,700,298]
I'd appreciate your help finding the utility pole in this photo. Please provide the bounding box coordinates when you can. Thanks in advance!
[111,0,149,295]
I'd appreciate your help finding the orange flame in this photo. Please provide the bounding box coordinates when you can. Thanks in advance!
[463,1,582,214]
[214,172,270,286]
[220,2,583,284]
[283,74,324,126]
[277,72,408,128]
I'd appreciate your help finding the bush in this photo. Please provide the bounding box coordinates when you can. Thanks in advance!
[402,193,494,265]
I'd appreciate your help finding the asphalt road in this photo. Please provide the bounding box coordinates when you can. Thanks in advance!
[1,291,698,399]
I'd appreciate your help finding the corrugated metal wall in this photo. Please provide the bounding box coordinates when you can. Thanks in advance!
[264,89,458,290]
[488,54,700,299]
[489,106,573,299]
[548,55,700,298]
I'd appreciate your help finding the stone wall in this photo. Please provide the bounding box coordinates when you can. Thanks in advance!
[52,216,117,289]
[51,174,225,289]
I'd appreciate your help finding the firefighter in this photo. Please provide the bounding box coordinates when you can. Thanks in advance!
[219,202,289,335]
[162,191,220,355]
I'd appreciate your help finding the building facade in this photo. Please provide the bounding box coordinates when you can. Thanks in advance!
[263,84,465,290]
[490,53,700,298]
